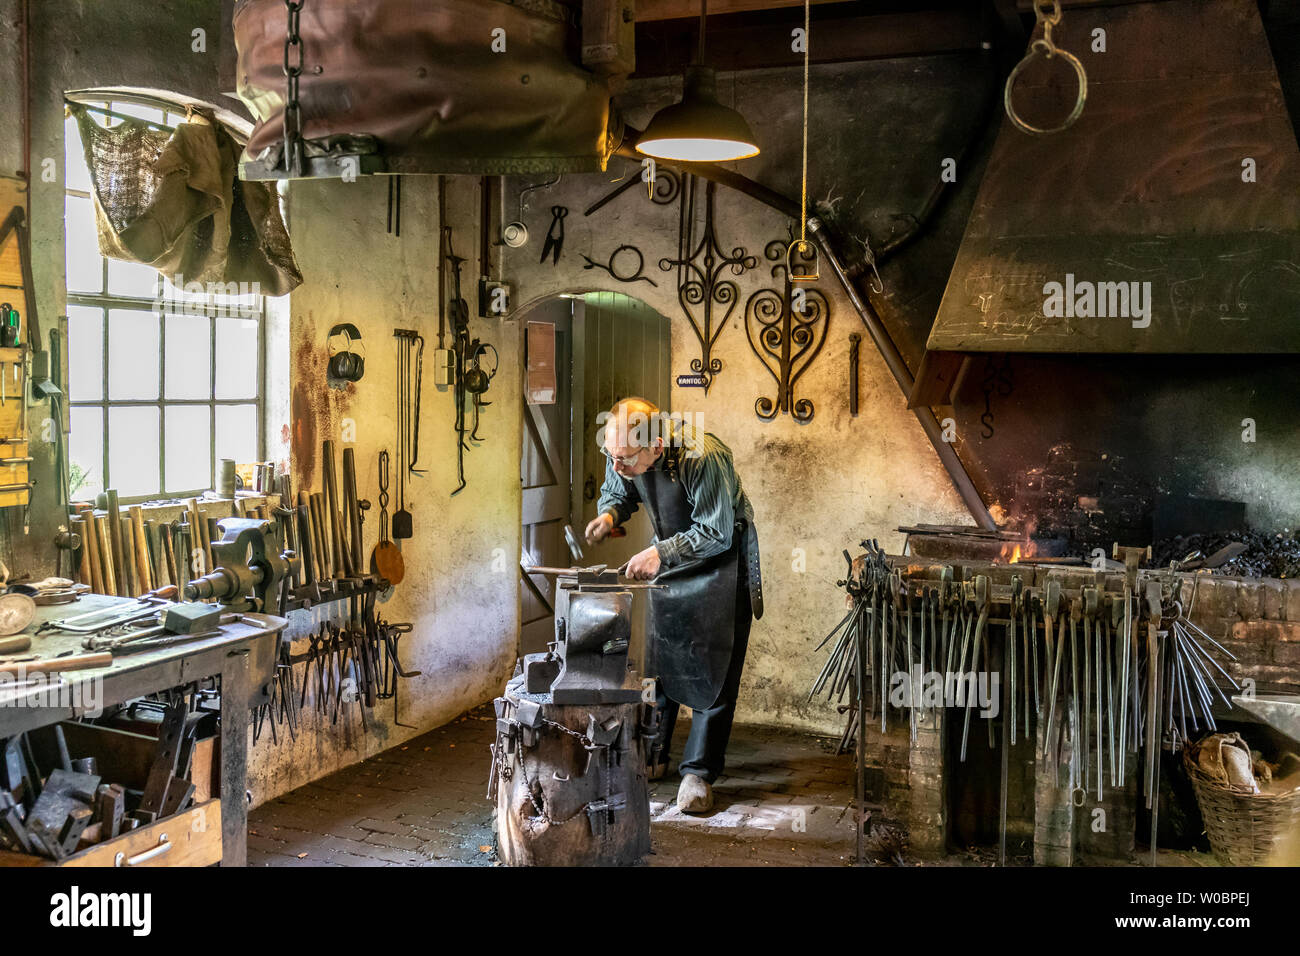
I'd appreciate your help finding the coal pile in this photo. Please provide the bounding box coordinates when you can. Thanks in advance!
[1151,529,1300,579]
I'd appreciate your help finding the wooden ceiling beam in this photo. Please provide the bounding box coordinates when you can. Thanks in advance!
[635,0,844,22]
[634,9,987,75]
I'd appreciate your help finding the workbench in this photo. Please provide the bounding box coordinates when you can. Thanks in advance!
[0,595,285,866]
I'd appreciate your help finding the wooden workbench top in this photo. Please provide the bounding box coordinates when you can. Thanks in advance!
[0,594,287,712]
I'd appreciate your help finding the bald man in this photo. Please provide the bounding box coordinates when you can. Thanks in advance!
[585,398,763,813]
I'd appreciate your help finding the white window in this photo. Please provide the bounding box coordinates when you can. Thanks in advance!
[64,99,266,503]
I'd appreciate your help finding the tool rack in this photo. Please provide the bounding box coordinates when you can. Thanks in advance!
[828,544,1243,867]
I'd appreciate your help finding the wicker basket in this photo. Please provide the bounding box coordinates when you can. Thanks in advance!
[1183,749,1300,866]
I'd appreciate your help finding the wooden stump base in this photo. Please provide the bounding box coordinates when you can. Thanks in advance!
[492,675,651,867]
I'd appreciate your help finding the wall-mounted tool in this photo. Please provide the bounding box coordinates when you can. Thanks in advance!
[386,175,402,237]
[326,323,366,386]
[447,227,490,496]
[539,205,567,265]
[434,186,455,387]
[390,327,418,540]
[370,450,404,584]
[0,304,18,348]
[464,342,498,442]
[394,329,425,476]
[848,333,861,417]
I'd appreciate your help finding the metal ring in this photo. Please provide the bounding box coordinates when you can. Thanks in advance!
[1004,39,1087,136]
[1072,786,1087,807]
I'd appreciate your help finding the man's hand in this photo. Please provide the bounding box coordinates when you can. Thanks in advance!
[585,513,614,546]
[624,546,661,581]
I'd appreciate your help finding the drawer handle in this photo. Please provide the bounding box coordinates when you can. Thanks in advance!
[114,833,171,867]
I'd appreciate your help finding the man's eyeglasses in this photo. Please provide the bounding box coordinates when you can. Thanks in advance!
[602,447,642,468]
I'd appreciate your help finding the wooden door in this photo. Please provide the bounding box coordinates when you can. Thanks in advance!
[520,301,573,655]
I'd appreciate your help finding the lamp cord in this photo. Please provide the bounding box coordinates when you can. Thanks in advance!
[699,0,707,64]
[800,0,809,247]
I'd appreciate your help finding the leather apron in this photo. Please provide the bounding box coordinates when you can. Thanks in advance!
[632,451,756,711]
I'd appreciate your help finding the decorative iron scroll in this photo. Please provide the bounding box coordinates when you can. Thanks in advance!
[659,176,756,393]
[744,238,830,422]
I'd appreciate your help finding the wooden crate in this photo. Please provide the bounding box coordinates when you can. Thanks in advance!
[0,799,222,868]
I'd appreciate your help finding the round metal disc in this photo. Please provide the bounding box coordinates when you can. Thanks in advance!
[0,592,36,636]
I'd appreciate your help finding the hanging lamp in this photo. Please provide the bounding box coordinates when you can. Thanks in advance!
[635,0,759,163]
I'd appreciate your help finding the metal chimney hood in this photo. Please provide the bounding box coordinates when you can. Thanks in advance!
[926,0,1300,357]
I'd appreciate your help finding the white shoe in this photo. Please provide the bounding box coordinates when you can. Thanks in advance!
[676,773,713,814]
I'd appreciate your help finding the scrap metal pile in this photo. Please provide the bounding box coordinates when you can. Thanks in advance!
[0,692,216,861]
[813,543,1241,818]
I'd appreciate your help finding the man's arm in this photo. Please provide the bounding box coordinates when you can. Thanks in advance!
[654,446,737,568]
[595,457,641,525]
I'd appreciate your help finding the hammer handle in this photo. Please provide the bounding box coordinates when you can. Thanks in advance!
[0,652,112,674]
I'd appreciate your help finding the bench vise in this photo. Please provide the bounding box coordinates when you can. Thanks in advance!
[184,518,297,615]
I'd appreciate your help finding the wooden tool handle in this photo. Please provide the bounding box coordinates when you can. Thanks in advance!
[322,442,345,578]
[105,490,127,597]
[81,508,104,595]
[0,636,31,654]
[96,515,116,597]
[129,505,153,594]
[72,515,91,587]
[1,652,112,674]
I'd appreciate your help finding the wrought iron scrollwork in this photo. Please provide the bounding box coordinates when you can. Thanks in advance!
[744,238,830,422]
[659,176,756,392]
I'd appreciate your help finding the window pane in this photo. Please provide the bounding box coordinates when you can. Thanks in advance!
[108,406,159,497]
[69,406,105,504]
[107,258,159,299]
[111,102,166,126]
[215,318,259,399]
[107,309,159,400]
[67,306,103,402]
[65,195,103,294]
[165,406,211,494]
[64,112,92,193]
[164,313,211,399]
[216,404,258,465]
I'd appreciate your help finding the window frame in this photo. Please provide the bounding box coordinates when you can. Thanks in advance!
[64,95,269,505]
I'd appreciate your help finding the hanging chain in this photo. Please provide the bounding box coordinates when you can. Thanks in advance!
[1004,0,1087,136]
[282,0,305,176]
[1034,0,1063,52]
[514,717,601,828]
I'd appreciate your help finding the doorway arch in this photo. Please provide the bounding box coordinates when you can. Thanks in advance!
[517,291,672,657]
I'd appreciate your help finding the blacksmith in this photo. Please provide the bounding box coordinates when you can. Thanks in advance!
[585,398,763,813]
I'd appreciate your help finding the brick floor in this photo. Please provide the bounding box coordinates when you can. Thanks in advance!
[248,703,860,867]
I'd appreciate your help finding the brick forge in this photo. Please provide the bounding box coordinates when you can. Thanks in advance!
[852,555,1300,865]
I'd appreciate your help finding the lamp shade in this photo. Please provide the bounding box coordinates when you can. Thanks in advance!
[635,66,759,163]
